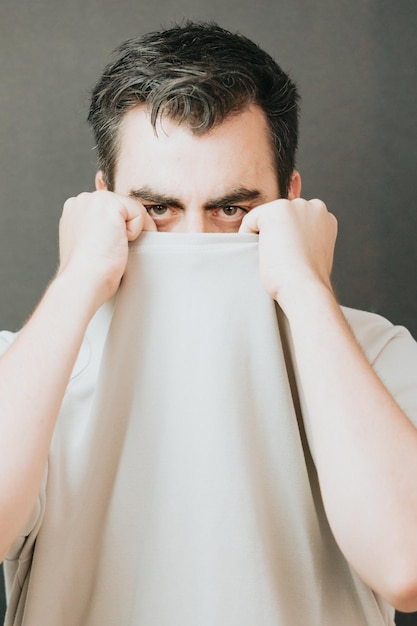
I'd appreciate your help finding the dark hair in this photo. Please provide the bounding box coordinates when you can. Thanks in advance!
[88,22,300,196]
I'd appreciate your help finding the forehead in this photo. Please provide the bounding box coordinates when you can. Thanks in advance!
[114,104,278,197]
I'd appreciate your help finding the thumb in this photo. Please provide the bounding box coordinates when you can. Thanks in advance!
[239,207,260,234]
[126,211,157,240]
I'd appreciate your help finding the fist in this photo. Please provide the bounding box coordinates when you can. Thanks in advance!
[239,198,338,309]
[58,190,156,307]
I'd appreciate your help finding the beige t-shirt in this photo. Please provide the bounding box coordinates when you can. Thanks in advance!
[3,233,417,625]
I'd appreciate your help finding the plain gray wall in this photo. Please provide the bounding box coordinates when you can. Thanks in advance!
[1,0,417,336]
[0,1,416,623]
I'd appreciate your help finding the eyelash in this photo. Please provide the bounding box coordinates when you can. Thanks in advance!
[218,206,247,217]
[145,205,247,218]
[146,205,168,216]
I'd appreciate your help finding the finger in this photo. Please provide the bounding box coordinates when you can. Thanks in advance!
[239,199,288,233]
[308,199,338,237]
[112,194,156,239]
[329,212,338,237]
[142,212,158,232]
[114,194,144,222]
[239,207,261,234]
[125,211,157,240]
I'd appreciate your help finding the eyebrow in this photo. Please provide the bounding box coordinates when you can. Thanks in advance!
[129,186,265,210]
[129,187,184,209]
[205,188,264,210]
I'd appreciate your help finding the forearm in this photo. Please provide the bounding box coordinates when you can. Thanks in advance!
[283,282,417,610]
[0,270,98,559]
[0,190,151,560]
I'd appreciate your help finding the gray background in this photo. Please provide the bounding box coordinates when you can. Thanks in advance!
[0,1,416,624]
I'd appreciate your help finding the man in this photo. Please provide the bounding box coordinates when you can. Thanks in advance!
[1,22,417,625]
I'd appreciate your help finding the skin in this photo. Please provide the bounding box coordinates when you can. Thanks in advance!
[1,104,417,610]
[104,104,292,232]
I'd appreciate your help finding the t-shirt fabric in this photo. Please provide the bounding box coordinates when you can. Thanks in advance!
[3,232,417,625]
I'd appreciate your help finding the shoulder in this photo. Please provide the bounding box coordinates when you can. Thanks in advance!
[341,306,416,365]
[343,306,417,424]
[0,330,18,355]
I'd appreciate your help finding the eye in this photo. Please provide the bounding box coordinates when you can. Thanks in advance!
[219,206,247,218]
[222,206,239,216]
[146,205,168,217]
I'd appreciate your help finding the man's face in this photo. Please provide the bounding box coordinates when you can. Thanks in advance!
[100,104,297,233]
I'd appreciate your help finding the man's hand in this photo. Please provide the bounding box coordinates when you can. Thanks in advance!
[0,190,156,559]
[58,190,157,310]
[243,197,417,609]
[239,198,338,312]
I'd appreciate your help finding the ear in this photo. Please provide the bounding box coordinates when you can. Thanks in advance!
[287,170,302,199]
[95,171,107,190]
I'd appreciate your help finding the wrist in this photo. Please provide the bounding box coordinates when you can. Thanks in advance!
[277,277,337,322]
[51,266,108,321]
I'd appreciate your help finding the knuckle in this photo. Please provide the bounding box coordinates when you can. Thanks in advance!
[63,197,75,210]
[310,198,327,212]
[77,191,91,201]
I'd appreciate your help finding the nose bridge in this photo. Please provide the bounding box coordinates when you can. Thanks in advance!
[182,208,211,233]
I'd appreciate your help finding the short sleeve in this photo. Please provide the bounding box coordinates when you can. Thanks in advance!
[371,327,417,428]
[343,307,417,428]
[0,330,47,565]
[0,330,17,356]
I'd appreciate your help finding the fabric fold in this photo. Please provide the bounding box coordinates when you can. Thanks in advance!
[4,233,394,625]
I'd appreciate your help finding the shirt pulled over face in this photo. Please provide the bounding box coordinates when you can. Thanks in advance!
[4,233,395,626]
